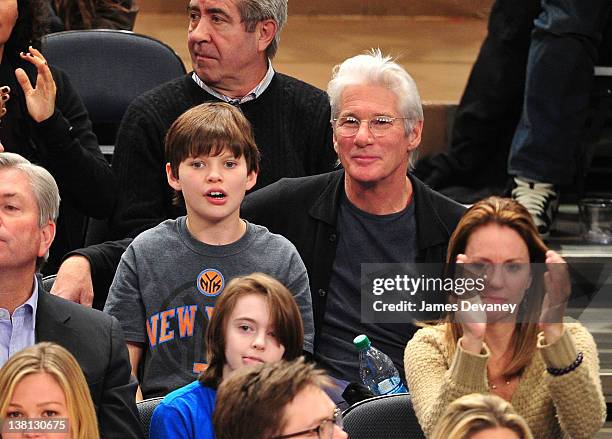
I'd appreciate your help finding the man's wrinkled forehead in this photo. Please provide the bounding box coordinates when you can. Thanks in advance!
[0,168,33,199]
[338,84,401,117]
[0,169,38,211]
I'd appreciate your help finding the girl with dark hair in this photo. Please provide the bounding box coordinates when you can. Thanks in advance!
[0,0,115,274]
[47,0,135,32]
[149,273,305,439]
[404,197,606,439]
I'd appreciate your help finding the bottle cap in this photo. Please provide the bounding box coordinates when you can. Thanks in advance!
[353,334,371,351]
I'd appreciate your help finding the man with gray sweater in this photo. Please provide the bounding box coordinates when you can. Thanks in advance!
[51,0,334,308]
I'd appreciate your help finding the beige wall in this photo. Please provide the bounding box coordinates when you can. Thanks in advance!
[290,0,492,17]
[138,0,185,13]
[138,0,492,17]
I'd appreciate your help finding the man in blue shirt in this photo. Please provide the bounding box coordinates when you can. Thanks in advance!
[0,152,143,439]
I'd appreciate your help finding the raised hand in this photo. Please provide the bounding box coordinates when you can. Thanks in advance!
[539,250,571,343]
[14,46,57,123]
[455,253,487,354]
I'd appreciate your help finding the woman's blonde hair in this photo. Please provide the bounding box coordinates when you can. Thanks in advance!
[431,393,533,439]
[444,196,548,377]
[0,343,99,439]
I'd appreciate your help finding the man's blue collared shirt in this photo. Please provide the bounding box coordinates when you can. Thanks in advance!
[0,278,38,367]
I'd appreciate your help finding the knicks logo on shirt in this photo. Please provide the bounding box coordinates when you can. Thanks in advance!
[196,268,225,297]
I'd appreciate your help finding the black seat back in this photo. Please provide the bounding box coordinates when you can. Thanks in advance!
[136,396,164,438]
[342,393,425,439]
[41,29,186,153]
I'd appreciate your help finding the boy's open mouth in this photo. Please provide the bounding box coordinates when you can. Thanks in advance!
[206,191,226,199]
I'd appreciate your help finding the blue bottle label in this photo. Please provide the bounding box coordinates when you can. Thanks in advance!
[377,377,408,395]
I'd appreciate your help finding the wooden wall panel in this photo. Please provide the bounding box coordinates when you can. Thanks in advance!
[138,0,492,17]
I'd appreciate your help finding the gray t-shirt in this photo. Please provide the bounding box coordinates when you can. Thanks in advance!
[105,217,314,398]
[315,193,417,383]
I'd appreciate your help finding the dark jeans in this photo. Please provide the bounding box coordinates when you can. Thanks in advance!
[414,0,540,191]
[508,0,612,185]
[416,0,612,192]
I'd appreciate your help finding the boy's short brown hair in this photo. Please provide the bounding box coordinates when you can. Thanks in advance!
[213,358,332,439]
[165,102,260,179]
[199,272,304,389]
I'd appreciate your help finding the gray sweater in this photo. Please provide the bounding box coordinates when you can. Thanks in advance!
[105,217,314,398]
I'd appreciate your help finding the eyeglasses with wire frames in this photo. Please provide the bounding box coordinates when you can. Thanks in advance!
[332,115,409,137]
[271,408,343,439]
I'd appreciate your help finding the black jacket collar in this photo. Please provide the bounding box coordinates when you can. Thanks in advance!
[35,275,71,341]
[307,169,455,252]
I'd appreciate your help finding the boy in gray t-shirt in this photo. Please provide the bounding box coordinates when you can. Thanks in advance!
[104,103,314,399]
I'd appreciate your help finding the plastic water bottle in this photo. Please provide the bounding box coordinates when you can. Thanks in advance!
[353,334,408,396]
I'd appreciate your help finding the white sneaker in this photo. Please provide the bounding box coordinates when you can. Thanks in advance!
[511,177,559,238]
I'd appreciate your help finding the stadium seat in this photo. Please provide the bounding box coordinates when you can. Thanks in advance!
[41,29,186,160]
[136,396,164,438]
[342,393,425,439]
[42,274,57,292]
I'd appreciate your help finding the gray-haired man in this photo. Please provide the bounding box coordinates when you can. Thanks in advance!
[53,0,335,307]
[0,152,143,439]
[242,51,466,396]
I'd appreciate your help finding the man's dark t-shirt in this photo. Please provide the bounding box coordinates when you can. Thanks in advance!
[315,192,418,383]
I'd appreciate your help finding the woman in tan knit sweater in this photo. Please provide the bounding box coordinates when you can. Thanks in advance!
[404,197,605,439]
